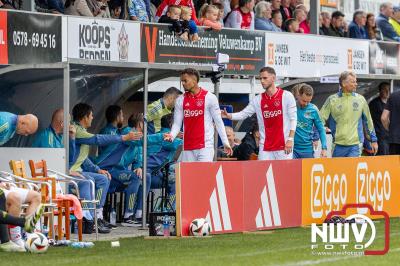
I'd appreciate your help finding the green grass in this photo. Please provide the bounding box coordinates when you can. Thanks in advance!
[1,218,399,266]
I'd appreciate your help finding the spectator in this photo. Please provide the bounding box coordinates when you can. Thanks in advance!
[348,10,368,39]
[155,0,198,24]
[65,0,99,16]
[326,10,346,37]
[147,86,182,134]
[376,2,400,42]
[270,0,281,11]
[320,71,378,157]
[254,1,275,31]
[224,0,255,30]
[159,6,187,40]
[181,6,199,41]
[285,18,299,33]
[110,2,122,18]
[271,9,283,31]
[199,4,223,30]
[369,82,390,155]
[366,13,381,40]
[0,112,38,146]
[233,122,260,160]
[294,7,309,33]
[319,11,331,35]
[389,6,400,36]
[293,84,327,159]
[129,0,149,21]
[289,0,303,11]
[46,0,64,13]
[217,126,239,158]
[212,2,225,24]
[280,0,292,22]
[381,90,400,155]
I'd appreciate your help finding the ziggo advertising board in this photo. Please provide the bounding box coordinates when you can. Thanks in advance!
[302,156,400,225]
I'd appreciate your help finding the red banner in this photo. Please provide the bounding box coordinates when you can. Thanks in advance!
[177,160,302,236]
[242,160,302,231]
[0,10,8,64]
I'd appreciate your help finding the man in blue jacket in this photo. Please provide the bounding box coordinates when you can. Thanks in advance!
[376,2,400,42]
[0,112,38,146]
[294,84,328,159]
[349,10,368,39]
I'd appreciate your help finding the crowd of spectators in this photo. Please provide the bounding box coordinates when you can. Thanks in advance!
[1,0,397,42]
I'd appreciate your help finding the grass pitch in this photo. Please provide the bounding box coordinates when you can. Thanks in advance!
[1,218,399,266]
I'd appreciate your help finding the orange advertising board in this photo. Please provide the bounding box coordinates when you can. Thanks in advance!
[302,156,400,225]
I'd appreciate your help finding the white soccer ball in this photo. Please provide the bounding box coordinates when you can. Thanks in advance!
[25,232,49,253]
[189,218,211,236]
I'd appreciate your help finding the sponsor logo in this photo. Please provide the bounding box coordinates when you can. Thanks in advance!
[184,109,203,117]
[311,204,389,256]
[347,49,353,70]
[255,165,281,228]
[263,110,282,119]
[79,21,111,60]
[117,24,128,61]
[353,102,359,111]
[311,164,347,219]
[267,43,275,65]
[205,166,232,232]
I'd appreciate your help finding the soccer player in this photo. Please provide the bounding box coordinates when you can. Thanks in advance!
[0,189,44,252]
[222,67,297,160]
[70,103,142,233]
[164,68,232,162]
[147,87,182,134]
[320,71,378,157]
[0,112,38,146]
[293,84,327,158]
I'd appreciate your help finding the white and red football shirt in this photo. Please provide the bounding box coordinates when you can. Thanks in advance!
[170,88,229,150]
[231,88,297,151]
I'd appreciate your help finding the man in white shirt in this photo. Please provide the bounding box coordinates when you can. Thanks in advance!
[222,67,297,160]
[164,68,232,162]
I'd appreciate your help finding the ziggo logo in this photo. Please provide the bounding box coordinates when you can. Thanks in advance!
[263,110,282,118]
[184,109,203,117]
[310,163,391,219]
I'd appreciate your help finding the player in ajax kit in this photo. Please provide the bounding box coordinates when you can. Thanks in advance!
[222,67,297,160]
[164,68,232,162]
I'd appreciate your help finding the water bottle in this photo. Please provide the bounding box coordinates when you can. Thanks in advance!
[84,242,95,248]
[110,208,117,226]
[71,242,84,248]
[163,215,170,237]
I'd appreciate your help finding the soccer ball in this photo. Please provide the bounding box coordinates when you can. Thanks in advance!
[25,232,49,253]
[189,218,211,236]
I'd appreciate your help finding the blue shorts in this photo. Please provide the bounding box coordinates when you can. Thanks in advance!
[332,144,360,158]
[293,150,314,159]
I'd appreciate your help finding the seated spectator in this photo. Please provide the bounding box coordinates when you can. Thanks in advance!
[376,2,400,42]
[285,18,299,33]
[213,2,225,24]
[155,0,198,24]
[224,0,255,30]
[32,109,66,148]
[326,10,347,37]
[181,6,199,41]
[233,122,260,160]
[65,0,100,16]
[46,0,64,13]
[366,13,382,40]
[129,0,149,21]
[110,2,122,18]
[0,112,38,146]
[271,9,283,31]
[280,0,292,23]
[199,4,223,30]
[289,0,303,11]
[159,6,187,40]
[270,0,281,11]
[319,11,331,35]
[254,1,275,31]
[217,126,239,158]
[294,7,309,33]
[389,6,400,36]
[349,10,368,39]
